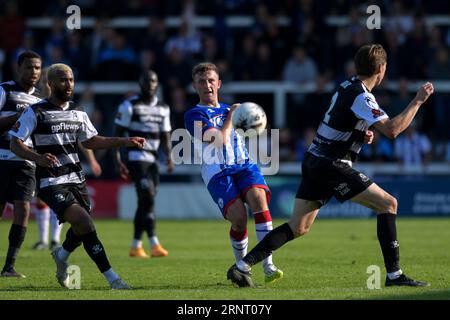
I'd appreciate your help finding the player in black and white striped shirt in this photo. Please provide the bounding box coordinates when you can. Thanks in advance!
[10,63,145,290]
[114,70,173,258]
[228,44,434,288]
[0,51,42,278]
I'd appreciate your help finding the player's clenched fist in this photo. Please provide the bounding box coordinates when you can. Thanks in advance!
[415,82,434,104]
[127,137,146,149]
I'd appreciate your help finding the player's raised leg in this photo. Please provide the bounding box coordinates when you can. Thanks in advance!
[36,182,129,290]
[228,198,321,287]
[351,183,429,287]
[245,187,283,283]
[225,198,249,262]
[224,198,254,287]
[51,226,81,287]
[65,204,130,289]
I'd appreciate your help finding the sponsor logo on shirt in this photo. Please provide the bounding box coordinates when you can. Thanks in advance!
[51,122,80,133]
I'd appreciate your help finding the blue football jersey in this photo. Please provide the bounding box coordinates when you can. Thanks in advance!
[184,103,251,185]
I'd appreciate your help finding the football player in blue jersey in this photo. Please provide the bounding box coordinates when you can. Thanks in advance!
[184,62,282,284]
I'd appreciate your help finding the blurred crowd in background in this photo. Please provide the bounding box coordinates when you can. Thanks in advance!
[1,0,450,178]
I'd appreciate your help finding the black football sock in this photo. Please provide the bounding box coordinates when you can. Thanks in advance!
[144,212,156,238]
[377,213,400,273]
[243,223,294,267]
[3,224,26,271]
[81,231,111,273]
[62,227,82,252]
[133,209,145,240]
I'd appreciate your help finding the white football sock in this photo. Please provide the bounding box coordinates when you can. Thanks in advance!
[50,210,62,243]
[230,236,248,262]
[36,206,50,244]
[149,236,159,248]
[237,260,251,272]
[57,247,71,262]
[131,239,142,249]
[387,269,403,280]
[255,220,275,273]
[103,268,120,283]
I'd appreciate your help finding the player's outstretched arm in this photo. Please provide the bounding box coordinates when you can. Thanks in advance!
[10,136,58,167]
[373,82,433,139]
[78,141,102,177]
[81,135,146,150]
[113,125,130,179]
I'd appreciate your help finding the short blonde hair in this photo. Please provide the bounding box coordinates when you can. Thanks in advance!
[191,62,219,79]
[47,63,73,81]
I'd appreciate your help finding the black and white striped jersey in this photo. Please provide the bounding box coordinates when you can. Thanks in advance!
[0,81,42,164]
[9,99,98,189]
[307,77,389,162]
[115,95,171,163]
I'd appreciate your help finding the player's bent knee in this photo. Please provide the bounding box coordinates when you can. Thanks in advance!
[383,195,398,213]
[228,215,247,231]
[245,188,268,211]
[64,205,95,232]
[226,210,247,231]
[372,193,398,214]
[289,221,310,237]
[77,216,95,233]
[293,226,310,237]
[390,197,398,213]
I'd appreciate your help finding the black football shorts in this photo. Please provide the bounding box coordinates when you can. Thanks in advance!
[296,153,373,206]
[0,160,36,203]
[38,183,91,223]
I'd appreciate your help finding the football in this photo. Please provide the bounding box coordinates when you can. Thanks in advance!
[231,102,267,136]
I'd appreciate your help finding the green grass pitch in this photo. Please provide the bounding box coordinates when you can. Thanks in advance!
[0,218,449,300]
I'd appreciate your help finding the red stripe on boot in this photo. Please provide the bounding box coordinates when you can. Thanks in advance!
[229,228,248,241]
[253,210,272,224]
